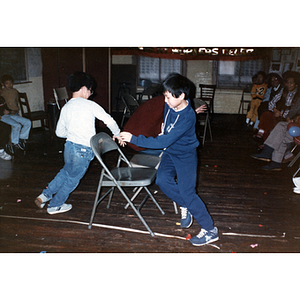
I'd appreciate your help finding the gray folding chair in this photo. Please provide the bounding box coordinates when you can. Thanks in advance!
[88,132,165,237]
[129,153,178,214]
[53,87,69,109]
[120,93,139,127]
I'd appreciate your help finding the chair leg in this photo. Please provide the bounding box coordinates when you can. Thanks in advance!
[288,151,300,167]
[143,186,165,215]
[89,172,105,229]
[116,185,155,236]
[173,201,178,214]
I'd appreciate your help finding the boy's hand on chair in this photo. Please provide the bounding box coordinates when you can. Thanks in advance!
[120,132,132,143]
[113,135,126,147]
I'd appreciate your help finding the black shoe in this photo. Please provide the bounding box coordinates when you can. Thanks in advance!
[19,139,26,150]
[262,161,282,171]
[251,152,271,162]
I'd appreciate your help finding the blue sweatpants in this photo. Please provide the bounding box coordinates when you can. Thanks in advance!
[156,150,214,231]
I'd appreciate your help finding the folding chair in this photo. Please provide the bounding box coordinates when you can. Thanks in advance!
[120,93,139,127]
[129,152,178,214]
[193,98,212,145]
[53,87,69,109]
[88,132,165,237]
[238,85,252,115]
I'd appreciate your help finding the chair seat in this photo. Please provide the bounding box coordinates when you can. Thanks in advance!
[130,154,161,168]
[102,167,156,186]
[22,110,49,121]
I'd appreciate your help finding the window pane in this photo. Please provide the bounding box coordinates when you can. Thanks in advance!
[139,56,159,82]
[160,59,181,81]
[139,56,182,84]
[218,59,264,88]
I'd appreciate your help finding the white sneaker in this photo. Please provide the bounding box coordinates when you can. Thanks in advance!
[47,203,72,215]
[293,187,300,194]
[35,193,50,208]
[0,150,12,161]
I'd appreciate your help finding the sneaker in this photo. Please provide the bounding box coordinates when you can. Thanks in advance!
[190,227,219,246]
[262,161,282,171]
[34,193,50,208]
[47,203,72,215]
[180,207,193,229]
[0,150,12,161]
[251,152,271,162]
[293,187,300,194]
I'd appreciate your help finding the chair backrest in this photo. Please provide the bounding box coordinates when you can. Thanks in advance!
[53,87,69,109]
[90,132,131,167]
[199,84,216,101]
[18,92,31,118]
[122,93,139,108]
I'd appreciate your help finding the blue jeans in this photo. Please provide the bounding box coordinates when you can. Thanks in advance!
[1,115,31,144]
[43,141,94,208]
[156,150,214,231]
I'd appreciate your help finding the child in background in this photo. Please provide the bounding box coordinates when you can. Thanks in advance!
[245,71,268,130]
[35,71,124,215]
[0,90,31,152]
[1,74,20,115]
[120,73,218,246]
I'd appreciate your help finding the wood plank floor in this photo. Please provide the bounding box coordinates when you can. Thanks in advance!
[1,114,300,253]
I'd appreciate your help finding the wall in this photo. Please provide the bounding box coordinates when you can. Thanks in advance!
[13,48,44,127]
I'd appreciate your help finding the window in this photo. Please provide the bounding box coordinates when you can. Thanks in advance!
[217,59,265,88]
[139,56,182,85]
[0,48,29,83]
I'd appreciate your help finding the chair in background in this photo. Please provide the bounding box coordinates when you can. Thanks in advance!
[194,98,213,146]
[53,87,69,109]
[120,93,139,127]
[238,85,252,115]
[18,92,53,137]
[199,84,217,117]
[88,132,165,237]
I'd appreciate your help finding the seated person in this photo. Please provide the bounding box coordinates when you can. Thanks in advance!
[0,95,31,152]
[251,88,300,171]
[0,121,12,160]
[254,73,299,144]
[1,74,20,115]
[245,71,268,130]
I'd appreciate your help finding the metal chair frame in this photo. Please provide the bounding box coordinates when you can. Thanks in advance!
[120,94,139,127]
[129,152,179,214]
[53,87,69,110]
[88,132,165,237]
[238,86,252,115]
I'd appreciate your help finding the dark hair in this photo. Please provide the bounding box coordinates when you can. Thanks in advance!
[67,71,95,93]
[1,74,14,84]
[267,73,283,87]
[256,71,267,82]
[162,73,191,100]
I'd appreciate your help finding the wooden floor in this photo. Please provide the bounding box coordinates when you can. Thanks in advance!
[1,114,300,253]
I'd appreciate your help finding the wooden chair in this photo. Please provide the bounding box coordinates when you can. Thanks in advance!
[194,98,213,146]
[53,87,69,109]
[18,92,53,137]
[199,84,217,117]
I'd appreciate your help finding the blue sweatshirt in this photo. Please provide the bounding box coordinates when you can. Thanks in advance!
[130,100,199,155]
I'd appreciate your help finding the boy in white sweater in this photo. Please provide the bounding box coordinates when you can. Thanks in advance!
[35,71,123,214]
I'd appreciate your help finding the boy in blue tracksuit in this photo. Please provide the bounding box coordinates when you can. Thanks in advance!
[120,73,218,246]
